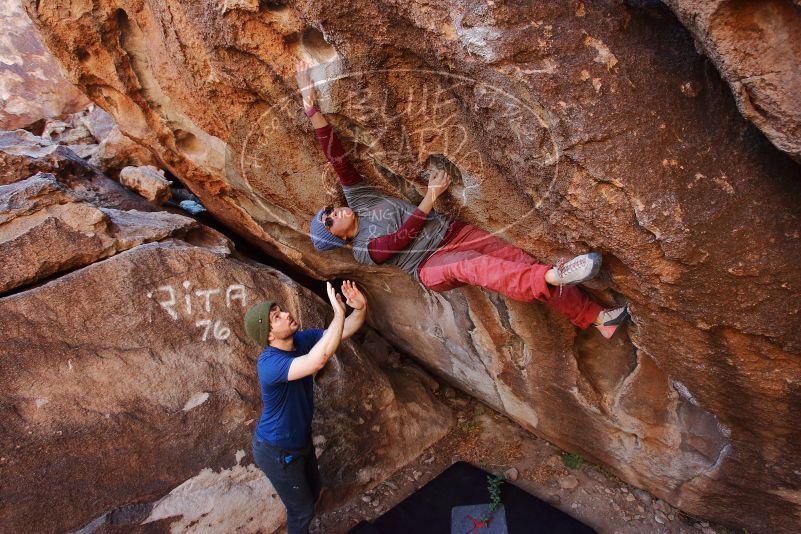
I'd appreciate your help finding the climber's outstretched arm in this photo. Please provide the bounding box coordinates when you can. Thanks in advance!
[340,280,367,340]
[296,59,362,187]
[313,126,363,186]
[286,282,345,380]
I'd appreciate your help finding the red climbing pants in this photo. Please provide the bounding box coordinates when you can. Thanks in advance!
[418,223,603,328]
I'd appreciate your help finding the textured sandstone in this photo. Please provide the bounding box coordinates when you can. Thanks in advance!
[119,164,172,204]
[21,0,801,531]
[664,0,801,162]
[0,124,452,532]
[41,115,94,146]
[0,0,88,129]
[0,237,452,533]
[0,173,202,294]
[0,129,78,185]
[0,129,157,211]
[25,103,159,176]
[89,126,159,176]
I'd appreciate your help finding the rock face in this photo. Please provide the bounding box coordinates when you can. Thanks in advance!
[0,131,452,533]
[664,0,801,162]
[21,0,801,532]
[0,0,88,129]
[0,172,197,293]
[0,238,452,533]
[89,125,159,177]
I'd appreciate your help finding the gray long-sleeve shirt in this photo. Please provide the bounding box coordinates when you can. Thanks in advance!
[344,184,450,280]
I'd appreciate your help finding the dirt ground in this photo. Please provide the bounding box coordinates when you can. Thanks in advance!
[313,387,728,534]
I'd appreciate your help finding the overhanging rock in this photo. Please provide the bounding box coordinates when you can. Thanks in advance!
[23,0,801,531]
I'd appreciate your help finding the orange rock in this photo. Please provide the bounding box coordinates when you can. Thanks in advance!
[18,0,801,531]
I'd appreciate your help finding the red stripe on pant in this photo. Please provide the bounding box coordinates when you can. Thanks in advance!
[418,223,602,329]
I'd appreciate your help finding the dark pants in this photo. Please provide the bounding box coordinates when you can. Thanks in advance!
[252,437,321,534]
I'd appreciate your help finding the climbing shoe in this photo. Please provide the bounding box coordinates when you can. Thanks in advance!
[594,306,629,339]
[552,252,602,286]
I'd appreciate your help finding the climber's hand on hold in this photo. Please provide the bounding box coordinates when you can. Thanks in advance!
[426,169,451,201]
[295,59,317,111]
[416,169,451,215]
[341,280,367,311]
[296,59,328,128]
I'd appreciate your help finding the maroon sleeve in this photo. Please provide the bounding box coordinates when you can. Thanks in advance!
[314,125,362,186]
[368,208,429,264]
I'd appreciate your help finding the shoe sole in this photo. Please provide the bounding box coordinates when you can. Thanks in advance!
[596,306,630,339]
[586,252,602,281]
[596,324,618,339]
[565,252,603,285]
[603,306,630,327]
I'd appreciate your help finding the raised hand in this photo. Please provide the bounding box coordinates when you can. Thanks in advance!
[295,59,317,110]
[341,280,366,311]
[326,281,346,317]
[427,169,452,201]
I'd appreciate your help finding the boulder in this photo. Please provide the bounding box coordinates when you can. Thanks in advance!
[119,165,172,204]
[80,104,116,141]
[0,173,204,294]
[0,238,452,533]
[0,129,157,211]
[20,104,156,175]
[0,130,77,185]
[21,0,801,531]
[41,116,95,146]
[89,126,159,177]
[62,143,98,159]
[32,104,159,176]
[38,104,114,147]
[664,0,801,162]
[0,115,452,532]
[0,0,88,130]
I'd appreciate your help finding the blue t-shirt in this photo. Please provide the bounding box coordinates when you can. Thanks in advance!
[254,328,325,449]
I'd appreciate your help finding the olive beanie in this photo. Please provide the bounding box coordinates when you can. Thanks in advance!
[244,300,275,346]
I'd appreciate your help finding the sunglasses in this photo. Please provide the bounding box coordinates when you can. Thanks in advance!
[320,206,335,228]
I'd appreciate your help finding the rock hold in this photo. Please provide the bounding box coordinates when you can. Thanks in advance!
[118,166,172,205]
[559,475,580,491]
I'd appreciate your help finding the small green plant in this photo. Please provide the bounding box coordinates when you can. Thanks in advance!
[480,474,506,523]
[562,452,584,469]
[459,419,480,433]
[591,463,617,480]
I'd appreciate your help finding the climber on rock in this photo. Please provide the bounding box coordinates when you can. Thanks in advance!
[296,61,627,338]
[244,280,367,534]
